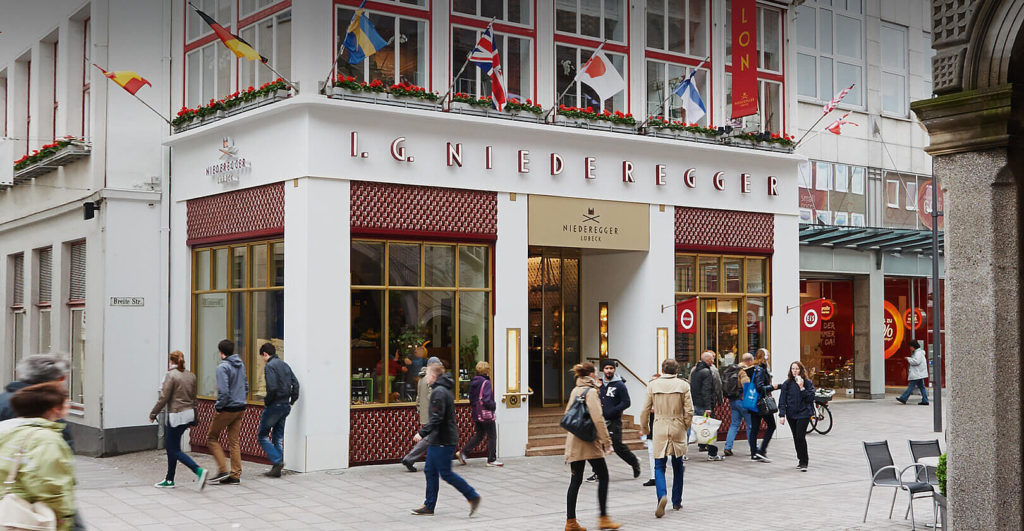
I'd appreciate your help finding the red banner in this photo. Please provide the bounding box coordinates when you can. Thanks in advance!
[801,299,822,332]
[731,0,758,119]
[676,298,698,334]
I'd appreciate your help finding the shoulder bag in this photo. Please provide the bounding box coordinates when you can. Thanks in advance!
[756,374,779,416]
[0,430,57,531]
[476,381,495,422]
[560,388,597,442]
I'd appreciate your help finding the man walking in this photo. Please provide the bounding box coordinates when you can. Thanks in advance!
[411,363,481,517]
[689,351,724,461]
[402,354,441,472]
[588,360,640,481]
[208,339,248,485]
[897,340,930,405]
[640,359,693,518]
[258,343,299,478]
[722,353,755,457]
[0,354,73,448]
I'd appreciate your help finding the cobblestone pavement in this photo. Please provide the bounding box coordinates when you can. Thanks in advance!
[75,393,945,530]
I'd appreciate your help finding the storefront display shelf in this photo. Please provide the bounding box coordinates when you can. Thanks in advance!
[12,145,91,184]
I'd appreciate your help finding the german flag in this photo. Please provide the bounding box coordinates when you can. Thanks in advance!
[192,6,267,63]
[93,64,151,95]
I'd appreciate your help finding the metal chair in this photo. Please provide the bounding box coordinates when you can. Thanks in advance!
[908,439,942,485]
[863,441,936,530]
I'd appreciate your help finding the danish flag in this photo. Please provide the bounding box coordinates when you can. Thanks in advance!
[822,84,855,115]
[468,25,508,111]
[825,112,858,135]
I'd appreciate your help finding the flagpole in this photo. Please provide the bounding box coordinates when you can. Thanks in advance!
[794,84,856,148]
[91,64,171,126]
[638,55,709,130]
[545,39,608,123]
[439,17,497,109]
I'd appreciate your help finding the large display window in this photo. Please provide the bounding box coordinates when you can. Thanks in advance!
[351,240,492,406]
[884,276,945,386]
[800,279,854,389]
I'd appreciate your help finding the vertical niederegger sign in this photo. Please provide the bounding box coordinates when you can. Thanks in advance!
[528,195,649,251]
[731,0,758,119]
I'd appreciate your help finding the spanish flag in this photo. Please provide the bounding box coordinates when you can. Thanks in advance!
[93,64,151,95]
[343,2,388,65]
[192,6,267,63]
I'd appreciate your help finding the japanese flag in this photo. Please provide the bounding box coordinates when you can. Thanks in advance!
[575,50,625,104]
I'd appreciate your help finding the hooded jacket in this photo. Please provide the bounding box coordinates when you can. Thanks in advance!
[689,361,716,411]
[599,375,630,422]
[469,375,496,423]
[215,354,249,412]
[419,373,459,446]
[0,381,74,450]
[263,356,300,406]
[0,419,76,530]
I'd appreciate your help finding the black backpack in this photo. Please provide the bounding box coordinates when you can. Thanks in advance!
[722,364,742,400]
[561,388,597,442]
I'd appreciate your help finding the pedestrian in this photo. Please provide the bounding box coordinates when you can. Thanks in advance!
[457,361,502,467]
[207,339,248,485]
[410,363,482,517]
[746,348,777,463]
[640,358,694,518]
[587,359,640,481]
[897,340,930,405]
[778,361,815,471]
[564,362,620,531]
[0,382,77,530]
[689,351,724,461]
[149,350,208,489]
[402,354,441,472]
[722,353,756,457]
[0,354,74,448]
[641,373,658,487]
[258,343,299,478]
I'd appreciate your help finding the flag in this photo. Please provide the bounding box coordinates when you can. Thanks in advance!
[730,0,758,118]
[676,298,698,334]
[343,2,388,65]
[672,71,706,124]
[192,6,266,62]
[468,26,507,111]
[93,64,151,95]
[801,299,823,332]
[825,112,858,135]
[575,50,625,104]
[823,84,854,115]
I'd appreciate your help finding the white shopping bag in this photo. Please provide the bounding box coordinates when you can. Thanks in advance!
[690,413,723,445]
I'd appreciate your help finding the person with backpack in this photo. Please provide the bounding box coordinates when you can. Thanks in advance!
[456,361,502,467]
[587,360,640,481]
[688,351,723,461]
[640,358,693,518]
[746,348,777,463]
[722,353,756,457]
[563,362,620,531]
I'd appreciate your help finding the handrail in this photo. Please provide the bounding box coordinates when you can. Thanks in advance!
[585,357,648,387]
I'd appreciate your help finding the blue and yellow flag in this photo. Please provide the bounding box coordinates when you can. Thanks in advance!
[343,3,388,65]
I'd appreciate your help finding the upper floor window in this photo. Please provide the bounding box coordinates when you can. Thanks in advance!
[0,74,7,138]
[240,0,278,18]
[335,4,429,88]
[796,0,864,106]
[556,44,626,112]
[82,19,91,139]
[725,4,782,73]
[452,25,533,101]
[556,0,625,43]
[723,5,785,132]
[799,160,867,227]
[239,9,291,90]
[454,0,530,25]
[187,0,232,42]
[186,42,232,108]
[880,22,907,116]
[646,0,708,59]
[646,61,708,125]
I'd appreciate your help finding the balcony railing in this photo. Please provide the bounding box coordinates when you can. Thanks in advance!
[7,138,91,186]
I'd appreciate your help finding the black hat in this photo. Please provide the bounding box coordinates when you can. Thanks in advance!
[601,359,617,370]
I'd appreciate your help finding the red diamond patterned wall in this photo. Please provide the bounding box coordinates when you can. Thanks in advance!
[349,404,484,465]
[350,182,497,239]
[675,207,774,253]
[187,183,285,245]
[189,399,270,464]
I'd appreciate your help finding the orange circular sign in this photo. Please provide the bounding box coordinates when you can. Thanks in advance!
[883,301,904,359]
[903,308,925,331]
[820,299,836,321]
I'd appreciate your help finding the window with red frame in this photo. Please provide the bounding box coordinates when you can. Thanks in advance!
[24,60,31,156]
[0,73,7,138]
[238,7,291,91]
[82,19,91,139]
[451,25,532,102]
[555,0,626,43]
[555,44,626,112]
[185,0,233,108]
[9,253,25,377]
[51,40,58,142]
[645,0,710,124]
[67,241,86,405]
[454,0,530,24]
[334,3,429,88]
[724,4,784,133]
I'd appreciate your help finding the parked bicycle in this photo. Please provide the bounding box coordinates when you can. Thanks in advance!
[806,388,835,435]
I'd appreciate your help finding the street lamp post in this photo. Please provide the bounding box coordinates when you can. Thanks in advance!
[931,175,943,433]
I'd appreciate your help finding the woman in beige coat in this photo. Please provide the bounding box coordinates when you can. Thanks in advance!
[640,358,694,517]
[563,362,620,531]
[149,351,208,490]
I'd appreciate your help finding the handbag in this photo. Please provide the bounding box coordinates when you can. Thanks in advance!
[740,381,760,413]
[690,412,723,445]
[0,431,57,531]
[560,388,597,442]
[475,381,495,422]
[757,394,779,415]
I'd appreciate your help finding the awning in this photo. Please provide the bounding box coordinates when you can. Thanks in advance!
[799,224,944,254]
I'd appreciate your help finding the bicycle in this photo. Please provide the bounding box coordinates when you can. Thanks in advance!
[806,388,835,435]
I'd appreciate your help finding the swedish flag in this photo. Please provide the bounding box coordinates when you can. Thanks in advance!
[343,4,388,65]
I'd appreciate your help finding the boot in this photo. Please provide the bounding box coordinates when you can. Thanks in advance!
[565,518,587,531]
[597,515,621,530]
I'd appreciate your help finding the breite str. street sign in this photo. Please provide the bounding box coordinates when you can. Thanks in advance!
[110,297,144,307]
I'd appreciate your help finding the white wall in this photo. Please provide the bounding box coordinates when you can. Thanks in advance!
[770,212,801,389]
[494,192,529,458]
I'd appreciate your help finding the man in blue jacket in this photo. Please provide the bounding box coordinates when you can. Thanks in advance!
[208,339,248,485]
[258,343,299,478]
[589,359,641,481]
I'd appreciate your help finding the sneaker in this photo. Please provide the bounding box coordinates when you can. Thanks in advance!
[896,397,908,404]
[673,505,682,511]
[402,460,417,472]
[219,477,240,485]
[632,463,641,478]
[655,495,668,518]
[468,496,481,516]
[410,505,434,516]
[707,455,725,462]
[682,455,689,461]
[265,463,283,478]
[643,479,656,487]
[799,464,808,472]
[486,461,504,467]
[585,473,599,482]
[196,467,209,491]
[918,402,930,406]
[154,480,175,488]
[209,470,229,483]
[756,453,772,463]
[723,449,734,457]
[456,451,467,466]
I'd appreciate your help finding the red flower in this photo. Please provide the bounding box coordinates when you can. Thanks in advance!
[247,86,255,92]
[585,106,594,113]
[276,77,284,83]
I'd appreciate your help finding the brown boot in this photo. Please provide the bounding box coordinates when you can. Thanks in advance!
[565,518,587,531]
[597,515,621,530]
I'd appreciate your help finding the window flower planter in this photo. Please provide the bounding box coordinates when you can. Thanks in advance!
[328,77,439,111]
[554,113,636,135]
[12,139,90,183]
[172,80,292,134]
[447,101,544,124]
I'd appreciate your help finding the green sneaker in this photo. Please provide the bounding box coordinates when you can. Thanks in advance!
[196,467,209,491]
[154,480,175,488]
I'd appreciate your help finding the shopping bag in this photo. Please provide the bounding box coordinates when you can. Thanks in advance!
[690,413,722,445]
[741,381,760,413]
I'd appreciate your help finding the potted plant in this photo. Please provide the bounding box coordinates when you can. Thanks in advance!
[555,105,637,134]
[505,98,544,123]
[384,82,440,110]
[447,92,492,115]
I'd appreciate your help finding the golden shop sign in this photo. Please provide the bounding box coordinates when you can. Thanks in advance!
[529,195,649,251]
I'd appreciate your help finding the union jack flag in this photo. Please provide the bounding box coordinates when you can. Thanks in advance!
[468,26,507,111]
[822,84,854,115]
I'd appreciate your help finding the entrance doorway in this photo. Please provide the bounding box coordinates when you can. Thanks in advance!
[527,248,581,407]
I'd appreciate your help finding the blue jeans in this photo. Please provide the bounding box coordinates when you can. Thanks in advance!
[725,400,756,455]
[258,402,291,465]
[654,456,684,507]
[899,379,930,404]
[424,445,479,509]
[165,422,199,482]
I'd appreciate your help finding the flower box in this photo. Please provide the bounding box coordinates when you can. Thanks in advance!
[171,80,292,134]
[13,141,91,184]
[554,114,636,135]
[446,102,544,123]
[378,93,440,111]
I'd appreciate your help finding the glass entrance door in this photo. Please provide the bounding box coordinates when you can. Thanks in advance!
[528,248,581,406]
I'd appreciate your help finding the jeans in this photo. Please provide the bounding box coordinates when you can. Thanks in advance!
[787,416,810,466]
[899,379,930,404]
[725,400,756,455]
[207,410,244,479]
[164,422,199,482]
[693,408,718,457]
[606,418,640,469]
[750,413,776,456]
[462,421,497,462]
[258,402,291,465]
[654,456,684,507]
[423,445,479,510]
[567,459,608,519]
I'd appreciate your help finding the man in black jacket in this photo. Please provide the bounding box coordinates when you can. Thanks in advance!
[689,351,723,461]
[258,343,299,478]
[411,364,481,517]
[588,360,640,481]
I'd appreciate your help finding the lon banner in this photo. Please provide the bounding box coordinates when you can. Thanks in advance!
[801,299,823,332]
[676,297,698,334]
[731,0,758,119]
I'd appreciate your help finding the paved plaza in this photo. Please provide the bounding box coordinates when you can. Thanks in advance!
[74,394,945,530]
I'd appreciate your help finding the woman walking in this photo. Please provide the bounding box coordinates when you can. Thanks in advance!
[149,351,209,489]
[564,362,620,531]
[457,361,502,467]
[778,361,815,471]
[746,348,777,462]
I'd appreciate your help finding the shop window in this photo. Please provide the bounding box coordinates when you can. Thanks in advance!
[192,240,284,401]
[556,0,625,43]
[454,0,530,24]
[800,280,854,389]
[452,26,533,101]
[351,240,492,406]
[239,9,291,91]
[556,44,626,111]
[795,1,864,106]
[335,6,428,88]
[883,276,945,386]
[675,255,696,292]
[646,0,707,58]
[67,241,86,405]
[646,60,708,125]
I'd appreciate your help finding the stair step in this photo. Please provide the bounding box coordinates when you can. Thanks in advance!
[524,441,647,456]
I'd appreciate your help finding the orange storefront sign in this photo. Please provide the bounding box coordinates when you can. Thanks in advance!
[883,301,904,359]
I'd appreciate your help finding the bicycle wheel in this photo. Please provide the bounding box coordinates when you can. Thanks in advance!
[806,405,818,434]
[812,404,833,435]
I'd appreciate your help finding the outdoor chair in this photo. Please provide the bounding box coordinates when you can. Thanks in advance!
[908,439,942,485]
[863,441,936,530]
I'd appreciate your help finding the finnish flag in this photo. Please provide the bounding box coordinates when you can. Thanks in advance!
[672,72,706,124]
